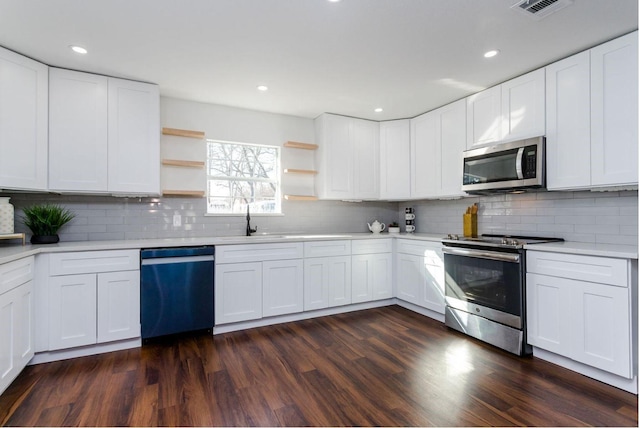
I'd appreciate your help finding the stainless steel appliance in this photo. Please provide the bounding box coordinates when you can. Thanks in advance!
[140,246,214,341]
[462,137,545,194]
[442,234,562,355]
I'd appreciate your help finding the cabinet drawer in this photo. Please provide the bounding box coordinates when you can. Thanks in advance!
[527,251,628,287]
[49,250,139,276]
[304,240,351,258]
[396,239,442,257]
[351,239,392,255]
[0,256,34,295]
[216,242,303,264]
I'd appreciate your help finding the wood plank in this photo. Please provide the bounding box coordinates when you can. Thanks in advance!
[283,168,317,175]
[0,306,637,427]
[161,190,205,197]
[161,159,205,168]
[283,195,318,201]
[283,141,318,150]
[161,128,205,139]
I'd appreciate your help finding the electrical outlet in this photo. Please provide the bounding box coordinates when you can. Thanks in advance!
[173,214,182,227]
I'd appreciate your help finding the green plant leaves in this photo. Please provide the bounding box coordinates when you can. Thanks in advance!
[21,204,75,236]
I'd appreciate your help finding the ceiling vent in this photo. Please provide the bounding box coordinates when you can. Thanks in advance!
[511,0,574,20]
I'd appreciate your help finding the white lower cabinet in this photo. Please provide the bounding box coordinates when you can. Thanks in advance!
[395,240,445,314]
[527,251,634,379]
[351,239,393,303]
[215,262,262,324]
[304,256,351,310]
[263,259,304,317]
[0,256,34,395]
[215,243,304,325]
[45,250,140,351]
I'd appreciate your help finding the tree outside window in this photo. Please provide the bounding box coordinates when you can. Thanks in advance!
[206,140,281,214]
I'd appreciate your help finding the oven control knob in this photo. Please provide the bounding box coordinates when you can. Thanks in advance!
[447,234,459,240]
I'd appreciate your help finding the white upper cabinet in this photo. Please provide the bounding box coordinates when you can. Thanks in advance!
[0,47,48,191]
[546,31,638,190]
[108,77,160,195]
[49,69,109,192]
[467,69,545,149]
[49,69,160,195]
[590,31,638,188]
[411,99,466,199]
[315,113,379,200]
[501,69,545,143]
[545,51,591,190]
[466,85,502,148]
[379,119,411,200]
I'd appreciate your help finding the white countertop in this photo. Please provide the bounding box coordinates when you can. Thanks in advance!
[1,232,636,265]
[0,232,445,265]
[524,241,638,259]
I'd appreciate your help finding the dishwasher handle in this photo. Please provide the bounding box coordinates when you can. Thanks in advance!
[141,246,214,259]
[141,255,214,266]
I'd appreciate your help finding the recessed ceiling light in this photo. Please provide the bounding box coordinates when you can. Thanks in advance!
[257,85,269,92]
[328,0,342,3]
[374,108,383,113]
[69,45,88,55]
[484,49,500,58]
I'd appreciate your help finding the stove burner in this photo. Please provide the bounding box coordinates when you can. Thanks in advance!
[442,234,563,250]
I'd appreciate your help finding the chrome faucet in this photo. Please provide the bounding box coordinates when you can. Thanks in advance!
[246,205,257,236]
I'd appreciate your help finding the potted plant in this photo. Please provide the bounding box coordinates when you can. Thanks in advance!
[388,222,400,234]
[21,204,75,244]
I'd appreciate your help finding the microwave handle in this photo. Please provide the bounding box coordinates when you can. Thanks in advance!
[515,147,525,179]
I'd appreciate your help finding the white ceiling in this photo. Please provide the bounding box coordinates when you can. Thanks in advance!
[0,0,637,121]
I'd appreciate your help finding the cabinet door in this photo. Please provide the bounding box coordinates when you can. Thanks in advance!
[315,114,353,199]
[0,280,34,395]
[48,274,97,350]
[590,31,638,187]
[0,47,48,191]
[574,280,631,378]
[352,118,379,199]
[421,249,445,313]
[466,85,502,148]
[263,259,304,317]
[49,68,109,192]
[410,111,439,198]
[370,253,392,301]
[545,51,591,190]
[438,100,467,197]
[396,253,422,305]
[351,254,373,303]
[107,78,160,194]
[303,257,329,311]
[379,120,411,200]
[526,273,572,355]
[328,256,352,307]
[97,270,140,343]
[215,262,262,324]
[501,69,546,142]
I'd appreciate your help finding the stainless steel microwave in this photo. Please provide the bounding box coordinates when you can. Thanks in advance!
[462,137,545,194]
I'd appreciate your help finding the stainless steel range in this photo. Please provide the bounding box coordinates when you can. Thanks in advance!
[442,234,563,356]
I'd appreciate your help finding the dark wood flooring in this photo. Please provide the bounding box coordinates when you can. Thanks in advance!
[0,306,637,426]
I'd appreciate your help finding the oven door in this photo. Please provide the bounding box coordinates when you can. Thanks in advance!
[443,246,524,329]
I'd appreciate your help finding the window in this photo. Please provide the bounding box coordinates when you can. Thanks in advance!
[206,139,281,215]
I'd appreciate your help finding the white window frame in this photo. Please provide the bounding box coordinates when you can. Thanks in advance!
[205,139,282,216]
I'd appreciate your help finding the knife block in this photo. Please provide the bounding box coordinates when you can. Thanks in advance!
[463,213,477,238]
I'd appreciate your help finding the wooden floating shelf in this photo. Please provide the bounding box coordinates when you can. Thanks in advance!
[162,190,205,197]
[284,195,318,201]
[162,159,206,168]
[283,141,318,150]
[284,168,317,175]
[162,127,205,139]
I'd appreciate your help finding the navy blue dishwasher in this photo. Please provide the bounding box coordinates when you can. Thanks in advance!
[140,246,214,340]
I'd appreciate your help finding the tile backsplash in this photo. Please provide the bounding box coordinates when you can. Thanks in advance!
[3,193,397,242]
[2,189,637,245]
[402,190,638,245]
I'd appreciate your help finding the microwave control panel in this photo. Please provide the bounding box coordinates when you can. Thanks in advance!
[523,146,537,178]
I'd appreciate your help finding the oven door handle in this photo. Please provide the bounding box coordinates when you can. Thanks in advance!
[442,247,520,263]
